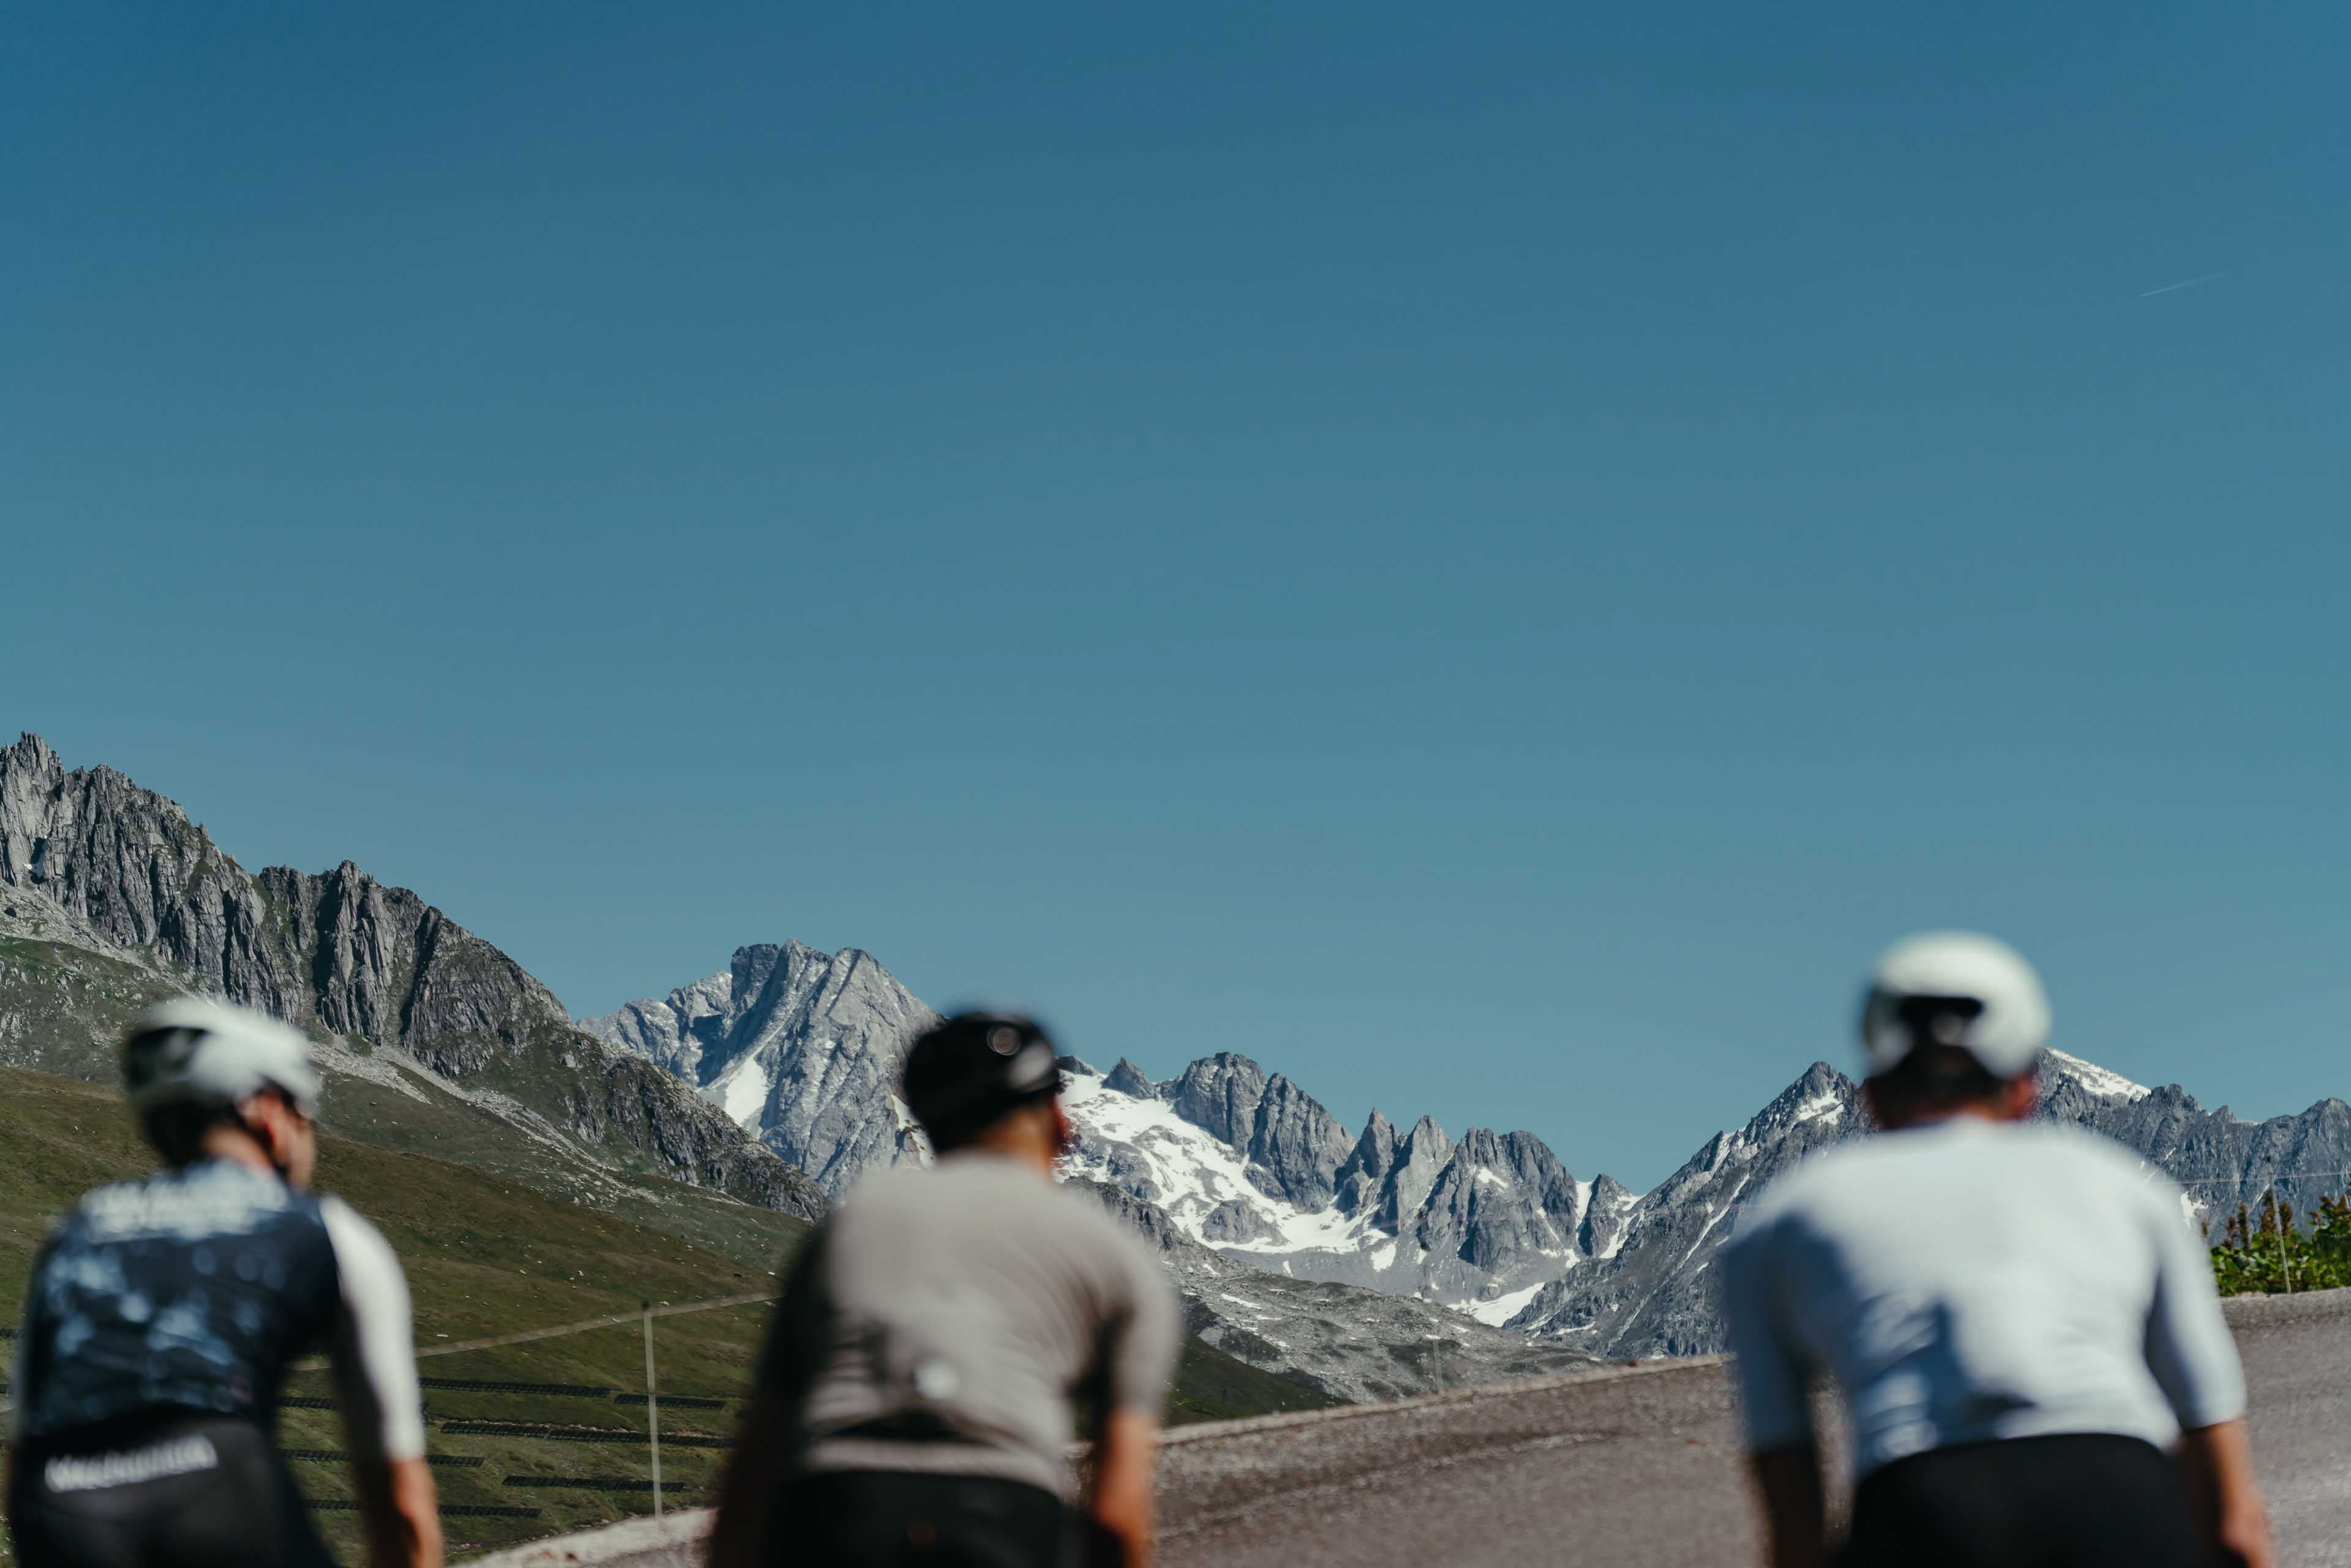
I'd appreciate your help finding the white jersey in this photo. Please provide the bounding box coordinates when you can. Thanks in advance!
[1719,1117,2245,1478]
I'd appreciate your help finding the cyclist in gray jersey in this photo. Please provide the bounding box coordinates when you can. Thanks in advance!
[710,1011,1180,1568]
[6,999,440,1568]
[1721,934,2273,1568]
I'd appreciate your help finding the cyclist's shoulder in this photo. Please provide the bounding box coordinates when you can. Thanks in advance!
[62,1159,310,1239]
[841,1159,1159,1278]
[1035,1180,1171,1301]
[314,1193,400,1265]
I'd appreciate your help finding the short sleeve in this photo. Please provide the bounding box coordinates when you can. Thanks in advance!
[1101,1234,1181,1418]
[321,1199,428,1463]
[2140,1184,2246,1429]
[1720,1215,1815,1452]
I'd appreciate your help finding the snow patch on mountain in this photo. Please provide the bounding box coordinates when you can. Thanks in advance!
[1057,1057,1622,1323]
[2045,1049,2152,1102]
[594,943,2351,1366]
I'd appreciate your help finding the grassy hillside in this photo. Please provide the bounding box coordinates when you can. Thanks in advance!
[0,1068,1330,1560]
[0,931,816,1267]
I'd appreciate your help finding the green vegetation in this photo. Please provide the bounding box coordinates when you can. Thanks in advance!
[0,1067,1332,1560]
[2209,1190,2351,1296]
[1166,1336,1337,1424]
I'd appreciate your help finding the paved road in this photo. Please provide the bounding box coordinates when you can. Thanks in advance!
[479,1288,2350,1568]
[1161,1288,2350,1568]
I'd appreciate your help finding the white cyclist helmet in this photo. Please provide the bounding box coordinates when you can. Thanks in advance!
[122,997,322,1121]
[1858,931,2050,1080]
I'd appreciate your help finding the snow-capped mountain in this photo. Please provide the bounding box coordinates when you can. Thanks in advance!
[589,943,2351,1365]
[1058,1054,1636,1327]
[1078,1177,1598,1402]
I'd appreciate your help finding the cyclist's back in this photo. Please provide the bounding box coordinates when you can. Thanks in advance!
[793,1152,1174,1501]
[1719,934,2272,1568]
[7,999,438,1568]
[710,1011,1180,1568]
[1731,1117,2240,1476]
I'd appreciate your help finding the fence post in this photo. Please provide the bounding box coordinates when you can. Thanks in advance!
[642,1300,664,1517]
[2274,1192,2294,1295]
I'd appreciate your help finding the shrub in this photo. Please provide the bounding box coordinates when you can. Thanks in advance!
[2208,1190,2351,1295]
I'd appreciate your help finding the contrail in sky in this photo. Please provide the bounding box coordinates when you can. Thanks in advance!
[2139,271,2230,298]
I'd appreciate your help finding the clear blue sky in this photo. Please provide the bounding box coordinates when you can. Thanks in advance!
[6,3,2345,1188]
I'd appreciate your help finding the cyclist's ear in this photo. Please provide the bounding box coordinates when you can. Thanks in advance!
[1995,1072,2039,1123]
[236,1089,317,1188]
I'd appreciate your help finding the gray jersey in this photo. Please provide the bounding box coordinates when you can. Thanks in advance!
[760,1152,1182,1501]
[1720,1117,2246,1479]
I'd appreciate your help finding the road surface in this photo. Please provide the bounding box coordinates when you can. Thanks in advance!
[476,1286,2351,1568]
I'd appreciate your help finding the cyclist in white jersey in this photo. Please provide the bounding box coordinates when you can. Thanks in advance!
[1720,933,2273,1568]
[7,999,440,1568]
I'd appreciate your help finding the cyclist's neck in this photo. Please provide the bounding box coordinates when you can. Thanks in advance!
[953,1105,1065,1177]
[192,1124,301,1189]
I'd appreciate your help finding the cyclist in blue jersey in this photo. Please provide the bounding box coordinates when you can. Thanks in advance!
[6,998,441,1568]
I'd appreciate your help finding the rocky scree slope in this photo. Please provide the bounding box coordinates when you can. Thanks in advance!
[0,733,823,1225]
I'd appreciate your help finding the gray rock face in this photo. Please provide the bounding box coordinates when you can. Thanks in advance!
[579,942,939,1197]
[1579,1174,1637,1258]
[1415,1129,1583,1272]
[1055,1059,1616,1329]
[1333,1109,1397,1215]
[0,734,823,1221]
[1242,1075,1353,1207]
[1167,1053,1269,1148]
[2042,1059,2351,1234]
[1104,1058,1155,1098]
[1201,1197,1281,1244]
[1374,1116,1456,1234]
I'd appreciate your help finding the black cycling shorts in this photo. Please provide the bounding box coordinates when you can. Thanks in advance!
[1839,1433,2203,1568]
[778,1469,1069,1568]
[7,1414,335,1568]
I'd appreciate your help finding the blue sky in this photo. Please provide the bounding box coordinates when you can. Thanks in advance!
[6,2,2345,1187]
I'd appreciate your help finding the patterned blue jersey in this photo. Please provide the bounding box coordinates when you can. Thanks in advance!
[16,1160,352,1442]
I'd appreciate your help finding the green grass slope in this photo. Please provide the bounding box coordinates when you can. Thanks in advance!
[0,932,805,1268]
[0,1069,1330,1560]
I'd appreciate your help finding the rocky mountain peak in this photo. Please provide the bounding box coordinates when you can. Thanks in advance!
[1373,1114,1457,1233]
[580,941,939,1197]
[1104,1057,1156,1097]
[1167,1051,1273,1146]
[1243,1073,1352,1207]
[0,735,823,1221]
[1333,1109,1398,1215]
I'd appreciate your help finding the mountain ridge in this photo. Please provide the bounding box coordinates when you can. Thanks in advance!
[0,733,827,1231]
[598,944,2351,1360]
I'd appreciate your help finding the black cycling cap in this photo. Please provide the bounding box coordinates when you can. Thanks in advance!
[900,1012,1063,1149]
